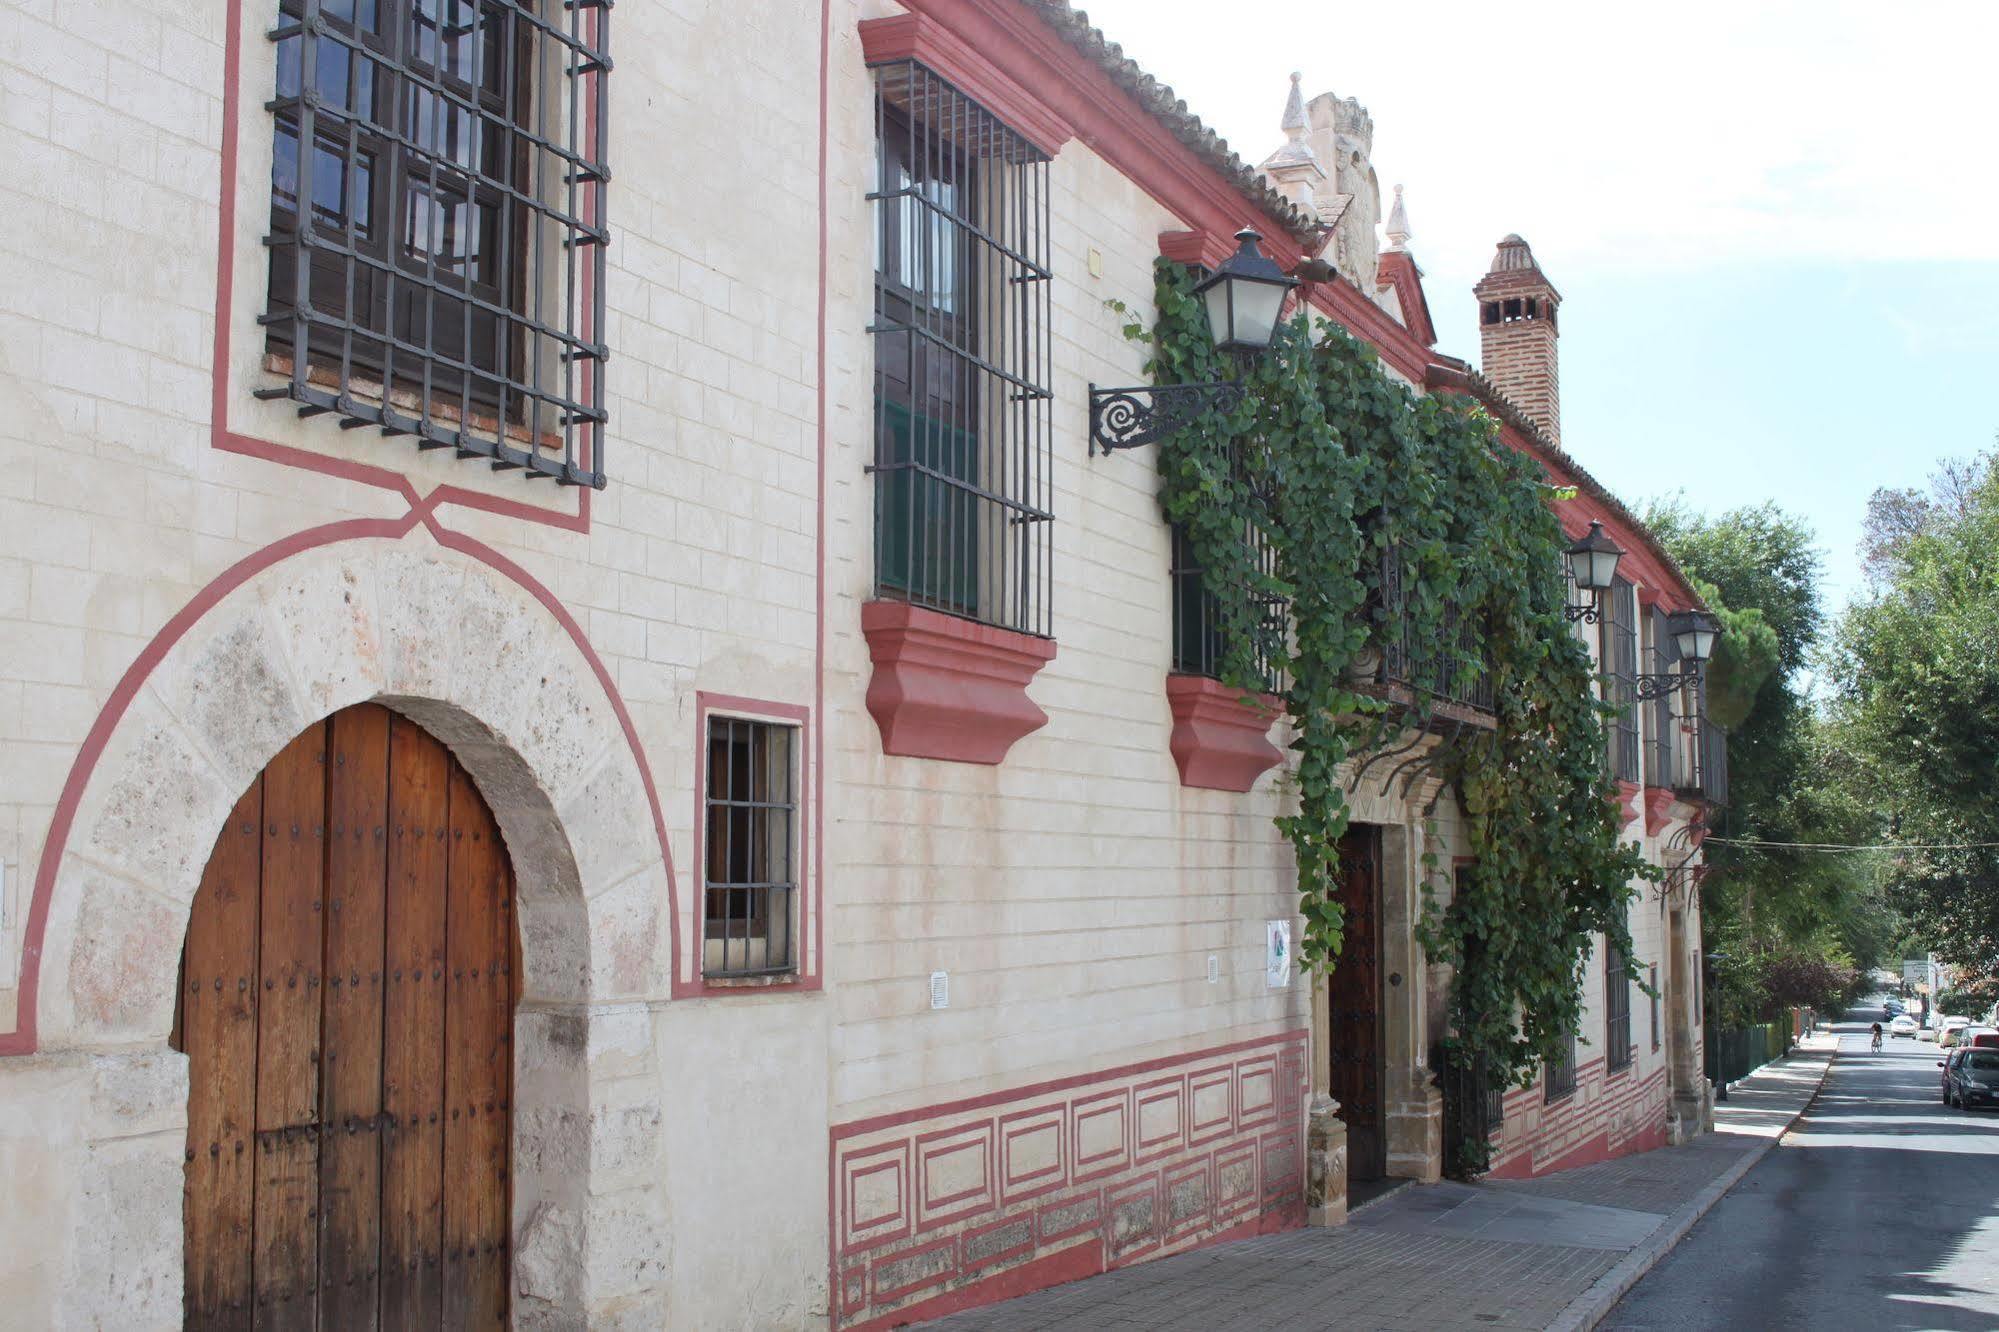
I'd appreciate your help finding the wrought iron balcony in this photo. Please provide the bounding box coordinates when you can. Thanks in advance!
[1353,547,1496,726]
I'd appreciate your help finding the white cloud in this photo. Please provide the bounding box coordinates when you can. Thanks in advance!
[1071,0,1999,286]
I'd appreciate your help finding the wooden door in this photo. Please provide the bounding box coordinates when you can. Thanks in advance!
[176,704,515,1331]
[1328,825,1385,1180]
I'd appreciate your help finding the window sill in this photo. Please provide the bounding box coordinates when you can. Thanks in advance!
[1642,785,1679,835]
[1165,675,1282,792]
[261,352,563,454]
[861,599,1057,765]
[1614,779,1643,831]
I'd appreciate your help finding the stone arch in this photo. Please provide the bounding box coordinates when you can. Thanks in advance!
[26,530,674,1326]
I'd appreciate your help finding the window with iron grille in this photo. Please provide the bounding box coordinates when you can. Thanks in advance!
[1644,607,1679,787]
[1169,523,1284,689]
[1606,941,1633,1072]
[1371,546,1494,714]
[869,61,1052,637]
[703,717,798,979]
[262,0,608,486]
[1650,963,1661,1051]
[1600,578,1640,782]
[1544,1026,1578,1102]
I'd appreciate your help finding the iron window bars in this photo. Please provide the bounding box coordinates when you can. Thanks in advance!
[260,0,608,487]
[1373,547,1495,715]
[1644,606,1680,787]
[1543,1027,1578,1103]
[1600,578,1640,783]
[1606,941,1633,1071]
[1168,451,1286,694]
[1650,963,1661,1051]
[869,60,1053,639]
[703,717,798,979]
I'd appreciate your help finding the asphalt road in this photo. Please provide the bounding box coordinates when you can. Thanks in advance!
[1606,1001,1999,1331]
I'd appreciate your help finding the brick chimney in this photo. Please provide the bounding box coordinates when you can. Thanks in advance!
[1473,235,1561,446]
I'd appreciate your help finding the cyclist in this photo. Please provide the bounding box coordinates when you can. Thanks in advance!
[1871,1021,1884,1051]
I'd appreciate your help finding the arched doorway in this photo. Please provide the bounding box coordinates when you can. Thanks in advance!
[173,703,517,1330]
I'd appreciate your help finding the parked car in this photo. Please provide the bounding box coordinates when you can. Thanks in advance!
[1940,1018,1974,1048]
[1965,1030,1999,1050]
[1942,1048,1999,1108]
[1890,1014,1920,1037]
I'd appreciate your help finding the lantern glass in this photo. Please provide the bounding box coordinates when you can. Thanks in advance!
[1670,611,1721,664]
[1193,228,1298,353]
[1563,521,1624,594]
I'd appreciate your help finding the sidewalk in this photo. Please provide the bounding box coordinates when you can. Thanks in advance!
[921,1034,1837,1332]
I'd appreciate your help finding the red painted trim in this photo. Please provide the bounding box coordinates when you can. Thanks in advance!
[1374,251,1436,348]
[858,13,1074,158]
[2,511,682,1054]
[833,1029,1308,1140]
[211,0,589,533]
[1643,786,1678,837]
[861,600,1057,765]
[842,1242,1102,1332]
[1615,779,1643,831]
[682,691,821,997]
[1158,228,1232,270]
[1164,675,1282,792]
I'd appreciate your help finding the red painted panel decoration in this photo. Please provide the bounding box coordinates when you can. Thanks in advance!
[828,1032,1308,1329]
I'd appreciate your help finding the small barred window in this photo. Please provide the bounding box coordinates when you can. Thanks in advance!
[1606,942,1633,1072]
[261,0,608,486]
[704,717,798,979]
[1543,1027,1578,1103]
[869,60,1053,638]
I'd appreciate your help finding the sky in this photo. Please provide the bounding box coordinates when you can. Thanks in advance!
[1071,0,1999,611]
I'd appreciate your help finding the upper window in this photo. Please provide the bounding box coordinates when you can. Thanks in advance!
[870,60,1053,637]
[1600,578,1639,782]
[1643,606,1680,787]
[1606,941,1633,1072]
[703,716,799,979]
[262,0,609,487]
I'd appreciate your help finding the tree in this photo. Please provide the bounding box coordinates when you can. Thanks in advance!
[1832,450,1999,984]
[1643,498,1891,1009]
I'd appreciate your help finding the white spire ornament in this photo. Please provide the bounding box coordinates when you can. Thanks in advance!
[1384,184,1412,252]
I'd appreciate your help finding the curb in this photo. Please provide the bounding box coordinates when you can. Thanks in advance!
[1545,1041,1839,1332]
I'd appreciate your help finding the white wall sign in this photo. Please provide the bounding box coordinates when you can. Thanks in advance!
[929,970,949,1010]
[1266,920,1293,989]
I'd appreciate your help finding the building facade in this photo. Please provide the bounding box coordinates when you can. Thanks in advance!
[0,0,1716,1326]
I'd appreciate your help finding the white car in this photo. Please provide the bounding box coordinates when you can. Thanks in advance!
[1890,1014,1920,1037]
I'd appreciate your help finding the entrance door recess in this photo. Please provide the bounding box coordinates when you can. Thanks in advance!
[174,703,516,1331]
[1328,824,1386,1181]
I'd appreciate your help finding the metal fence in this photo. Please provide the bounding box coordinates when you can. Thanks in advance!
[1704,1017,1790,1087]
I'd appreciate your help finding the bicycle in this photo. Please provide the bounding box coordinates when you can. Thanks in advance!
[1871,1030,1884,1052]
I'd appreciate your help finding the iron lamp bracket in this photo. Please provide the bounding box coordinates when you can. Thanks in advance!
[1088,381,1244,455]
[1634,668,1703,701]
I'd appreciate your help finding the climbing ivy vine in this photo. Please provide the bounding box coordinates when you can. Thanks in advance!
[1138,261,1651,1169]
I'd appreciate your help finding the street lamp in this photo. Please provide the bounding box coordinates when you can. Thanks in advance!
[1635,609,1724,700]
[1563,520,1624,623]
[1089,228,1300,454]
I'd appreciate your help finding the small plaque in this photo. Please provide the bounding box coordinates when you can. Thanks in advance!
[930,970,949,1010]
[1266,920,1293,989]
